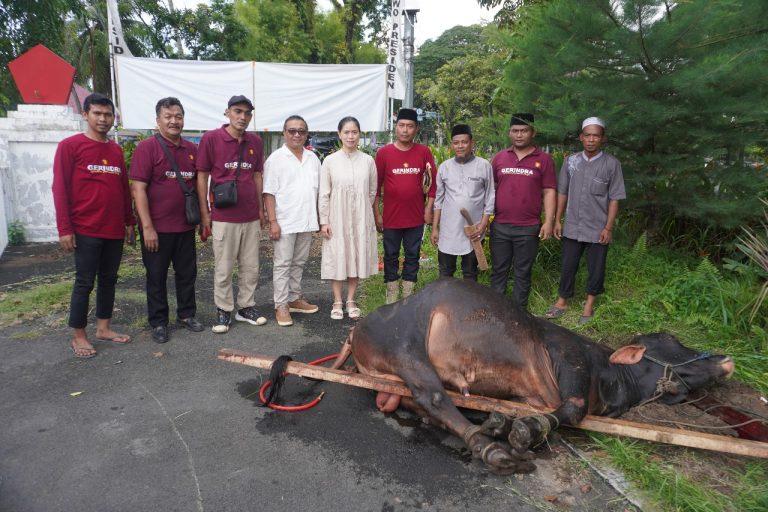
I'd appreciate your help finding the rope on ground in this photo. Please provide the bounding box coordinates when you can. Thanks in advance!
[259,354,337,411]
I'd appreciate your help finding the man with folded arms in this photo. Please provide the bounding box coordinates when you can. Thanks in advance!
[52,93,135,358]
[197,95,267,333]
[263,115,321,327]
[131,97,204,343]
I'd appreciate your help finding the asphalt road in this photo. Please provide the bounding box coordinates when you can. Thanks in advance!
[0,244,635,512]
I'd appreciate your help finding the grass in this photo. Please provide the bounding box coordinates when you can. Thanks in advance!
[0,248,149,329]
[588,435,768,512]
[0,282,71,327]
[359,224,768,511]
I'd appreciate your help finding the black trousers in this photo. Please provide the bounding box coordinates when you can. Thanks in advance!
[382,226,424,283]
[68,234,124,329]
[438,249,478,281]
[558,237,609,298]
[141,230,197,327]
[489,222,540,309]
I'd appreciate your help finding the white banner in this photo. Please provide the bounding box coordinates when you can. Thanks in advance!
[106,0,133,58]
[253,63,387,131]
[115,57,388,131]
[387,0,406,100]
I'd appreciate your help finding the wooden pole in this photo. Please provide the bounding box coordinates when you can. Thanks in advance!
[218,349,768,459]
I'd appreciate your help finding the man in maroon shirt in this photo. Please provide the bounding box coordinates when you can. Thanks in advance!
[489,113,556,309]
[196,95,267,333]
[374,108,437,304]
[130,97,204,343]
[52,93,136,358]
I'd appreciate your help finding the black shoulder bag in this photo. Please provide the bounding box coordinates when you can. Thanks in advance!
[212,141,245,208]
[154,133,201,225]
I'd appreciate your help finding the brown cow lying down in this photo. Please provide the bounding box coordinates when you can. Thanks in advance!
[267,279,734,474]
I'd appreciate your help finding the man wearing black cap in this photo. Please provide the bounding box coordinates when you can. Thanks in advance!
[196,95,268,333]
[374,108,437,303]
[489,113,556,309]
[431,124,494,280]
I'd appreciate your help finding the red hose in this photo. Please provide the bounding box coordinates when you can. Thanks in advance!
[260,354,338,411]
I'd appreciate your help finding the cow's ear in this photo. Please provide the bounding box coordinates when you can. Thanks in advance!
[609,344,647,365]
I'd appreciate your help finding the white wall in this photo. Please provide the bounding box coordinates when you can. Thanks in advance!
[0,104,85,256]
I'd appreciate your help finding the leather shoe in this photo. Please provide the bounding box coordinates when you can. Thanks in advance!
[152,325,169,343]
[176,317,204,332]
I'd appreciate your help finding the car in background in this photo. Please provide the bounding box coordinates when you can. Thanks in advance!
[306,134,340,159]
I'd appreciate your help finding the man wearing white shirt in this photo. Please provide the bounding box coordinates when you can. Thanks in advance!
[263,115,321,326]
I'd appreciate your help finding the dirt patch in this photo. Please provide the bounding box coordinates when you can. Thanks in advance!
[0,243,73,289]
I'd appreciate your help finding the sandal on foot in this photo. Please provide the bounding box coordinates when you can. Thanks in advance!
[70,341,96,359]
[346,300,361,320]
[330,302,344,320]
[95,333,131,344]
[578,315,593,325]
[544,305,566,319]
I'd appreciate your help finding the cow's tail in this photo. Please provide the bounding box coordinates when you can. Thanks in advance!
[329,328,354,370]
[263,355,292,406]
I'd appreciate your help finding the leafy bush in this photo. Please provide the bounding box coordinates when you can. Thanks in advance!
[7,221,25,246]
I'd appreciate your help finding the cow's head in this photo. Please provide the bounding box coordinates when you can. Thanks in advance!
[608,332,734,405]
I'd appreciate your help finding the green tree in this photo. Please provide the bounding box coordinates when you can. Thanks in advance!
[500,0,768,238]
[414,24,490,82]
[329,0,388,63]
[177,0,247,61]
[234,0,314,62]
[417,54,500,142]
[475,0,544,27]
[414,24,510,146]
[0,0,81,112]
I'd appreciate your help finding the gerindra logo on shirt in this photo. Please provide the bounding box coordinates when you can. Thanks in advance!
[224,161,254,170]
[87,160,121,174]
[164,170,195,180]
[500,167,534,176]
[392,162,421,175]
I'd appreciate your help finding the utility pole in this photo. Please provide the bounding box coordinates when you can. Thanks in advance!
[403,9,419,108]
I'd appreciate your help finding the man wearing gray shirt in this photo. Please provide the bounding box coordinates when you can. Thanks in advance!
[545,117,626,324]
[431,124,495,280]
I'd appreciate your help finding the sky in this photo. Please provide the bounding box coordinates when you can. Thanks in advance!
[170,0,501,49]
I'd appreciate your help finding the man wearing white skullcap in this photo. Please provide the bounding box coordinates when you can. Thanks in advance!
[544,117,626,324]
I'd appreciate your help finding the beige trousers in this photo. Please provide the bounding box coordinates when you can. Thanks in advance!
[272,231,312,306]
[212,220,261,311]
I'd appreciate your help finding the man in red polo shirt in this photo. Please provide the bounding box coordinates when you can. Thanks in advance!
[374,108,437,304]
[490,113,556,309]
[131,97,204,343]
[52,93,136,358]
[196,95,267,333]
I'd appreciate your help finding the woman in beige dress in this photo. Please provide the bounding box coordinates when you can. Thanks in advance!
[319,116,379,319]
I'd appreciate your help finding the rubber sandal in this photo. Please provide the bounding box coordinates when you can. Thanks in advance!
[94,333,131,344]
[578,315,593,325]
[330,302,344,320]
[346,300,361,320]
[70,341,96,359]
[544,305,566,319]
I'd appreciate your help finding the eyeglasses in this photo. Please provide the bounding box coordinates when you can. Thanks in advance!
[286,128,308,136]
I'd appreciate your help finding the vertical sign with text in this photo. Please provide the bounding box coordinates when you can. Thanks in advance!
[388,0,406,100]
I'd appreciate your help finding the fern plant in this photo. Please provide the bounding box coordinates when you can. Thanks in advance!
[738,198,768,322]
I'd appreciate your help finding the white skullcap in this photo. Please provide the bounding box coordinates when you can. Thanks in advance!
[582,117,605,130]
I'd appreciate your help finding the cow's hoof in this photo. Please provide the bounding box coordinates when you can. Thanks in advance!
[480,412,513,439]
[508,418,535,453]
[481,442,536,475]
